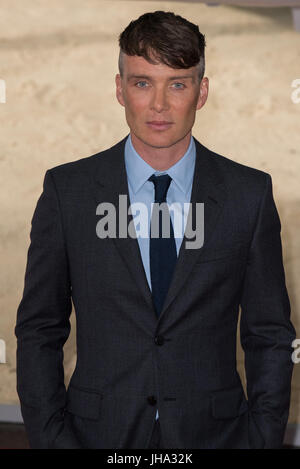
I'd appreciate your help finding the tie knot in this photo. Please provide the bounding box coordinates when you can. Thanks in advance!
[148,174,172,203]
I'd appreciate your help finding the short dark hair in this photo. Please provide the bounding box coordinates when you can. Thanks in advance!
[118,11,206,81]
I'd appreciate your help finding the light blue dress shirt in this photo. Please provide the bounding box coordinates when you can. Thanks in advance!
[124,133,196,420]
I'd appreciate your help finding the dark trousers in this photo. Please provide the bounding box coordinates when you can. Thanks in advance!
[147,419,161,449]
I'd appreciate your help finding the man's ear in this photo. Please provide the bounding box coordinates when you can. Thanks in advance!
[196,77,209,111]
[115,74,125,107]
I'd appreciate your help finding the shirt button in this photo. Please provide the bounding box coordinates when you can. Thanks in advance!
[154,335,164,346]
[147,395,157,406]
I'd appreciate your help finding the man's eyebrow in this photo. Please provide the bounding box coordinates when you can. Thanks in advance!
[126,74,195,81]
[168,75,195,81]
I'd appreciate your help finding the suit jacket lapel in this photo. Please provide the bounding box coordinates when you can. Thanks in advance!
[90,135,227,323]
[158,139,227,321]
[91,136,155,318]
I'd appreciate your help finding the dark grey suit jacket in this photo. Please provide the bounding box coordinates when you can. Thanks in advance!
[15,136,296,448]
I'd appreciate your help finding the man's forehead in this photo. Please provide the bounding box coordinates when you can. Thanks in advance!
[123,54,197,79]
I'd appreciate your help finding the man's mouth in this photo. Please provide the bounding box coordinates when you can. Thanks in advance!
[146,121,174,130]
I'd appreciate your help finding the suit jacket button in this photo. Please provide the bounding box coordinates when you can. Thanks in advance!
[147,395,157,406]
[154,335,164,346]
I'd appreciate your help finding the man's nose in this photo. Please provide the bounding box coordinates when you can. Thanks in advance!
[150,88,170,113]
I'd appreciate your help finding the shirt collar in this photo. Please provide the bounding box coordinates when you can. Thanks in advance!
[124,133,196,195]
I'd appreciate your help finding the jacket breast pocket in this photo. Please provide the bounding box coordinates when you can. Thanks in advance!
[195,243,248,265]
[66,384,103,421]
[210,384,248,419]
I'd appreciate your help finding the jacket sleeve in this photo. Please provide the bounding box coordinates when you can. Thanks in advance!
[15,169,81,448]
[240,173,296,449]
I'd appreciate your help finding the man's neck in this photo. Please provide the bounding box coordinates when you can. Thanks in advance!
[130,132,192,171]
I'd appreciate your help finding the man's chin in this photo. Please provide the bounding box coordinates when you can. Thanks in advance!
[134,132,187,150]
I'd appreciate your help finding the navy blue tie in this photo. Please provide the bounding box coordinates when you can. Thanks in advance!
[148,174,177,316]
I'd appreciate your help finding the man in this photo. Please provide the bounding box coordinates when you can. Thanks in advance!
[15,11,296,449]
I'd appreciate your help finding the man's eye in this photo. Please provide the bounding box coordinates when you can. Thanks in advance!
[136,81,148,88]
[172,83,185,89]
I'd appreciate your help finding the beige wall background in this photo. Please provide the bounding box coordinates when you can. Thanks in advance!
[0,1,299,423]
